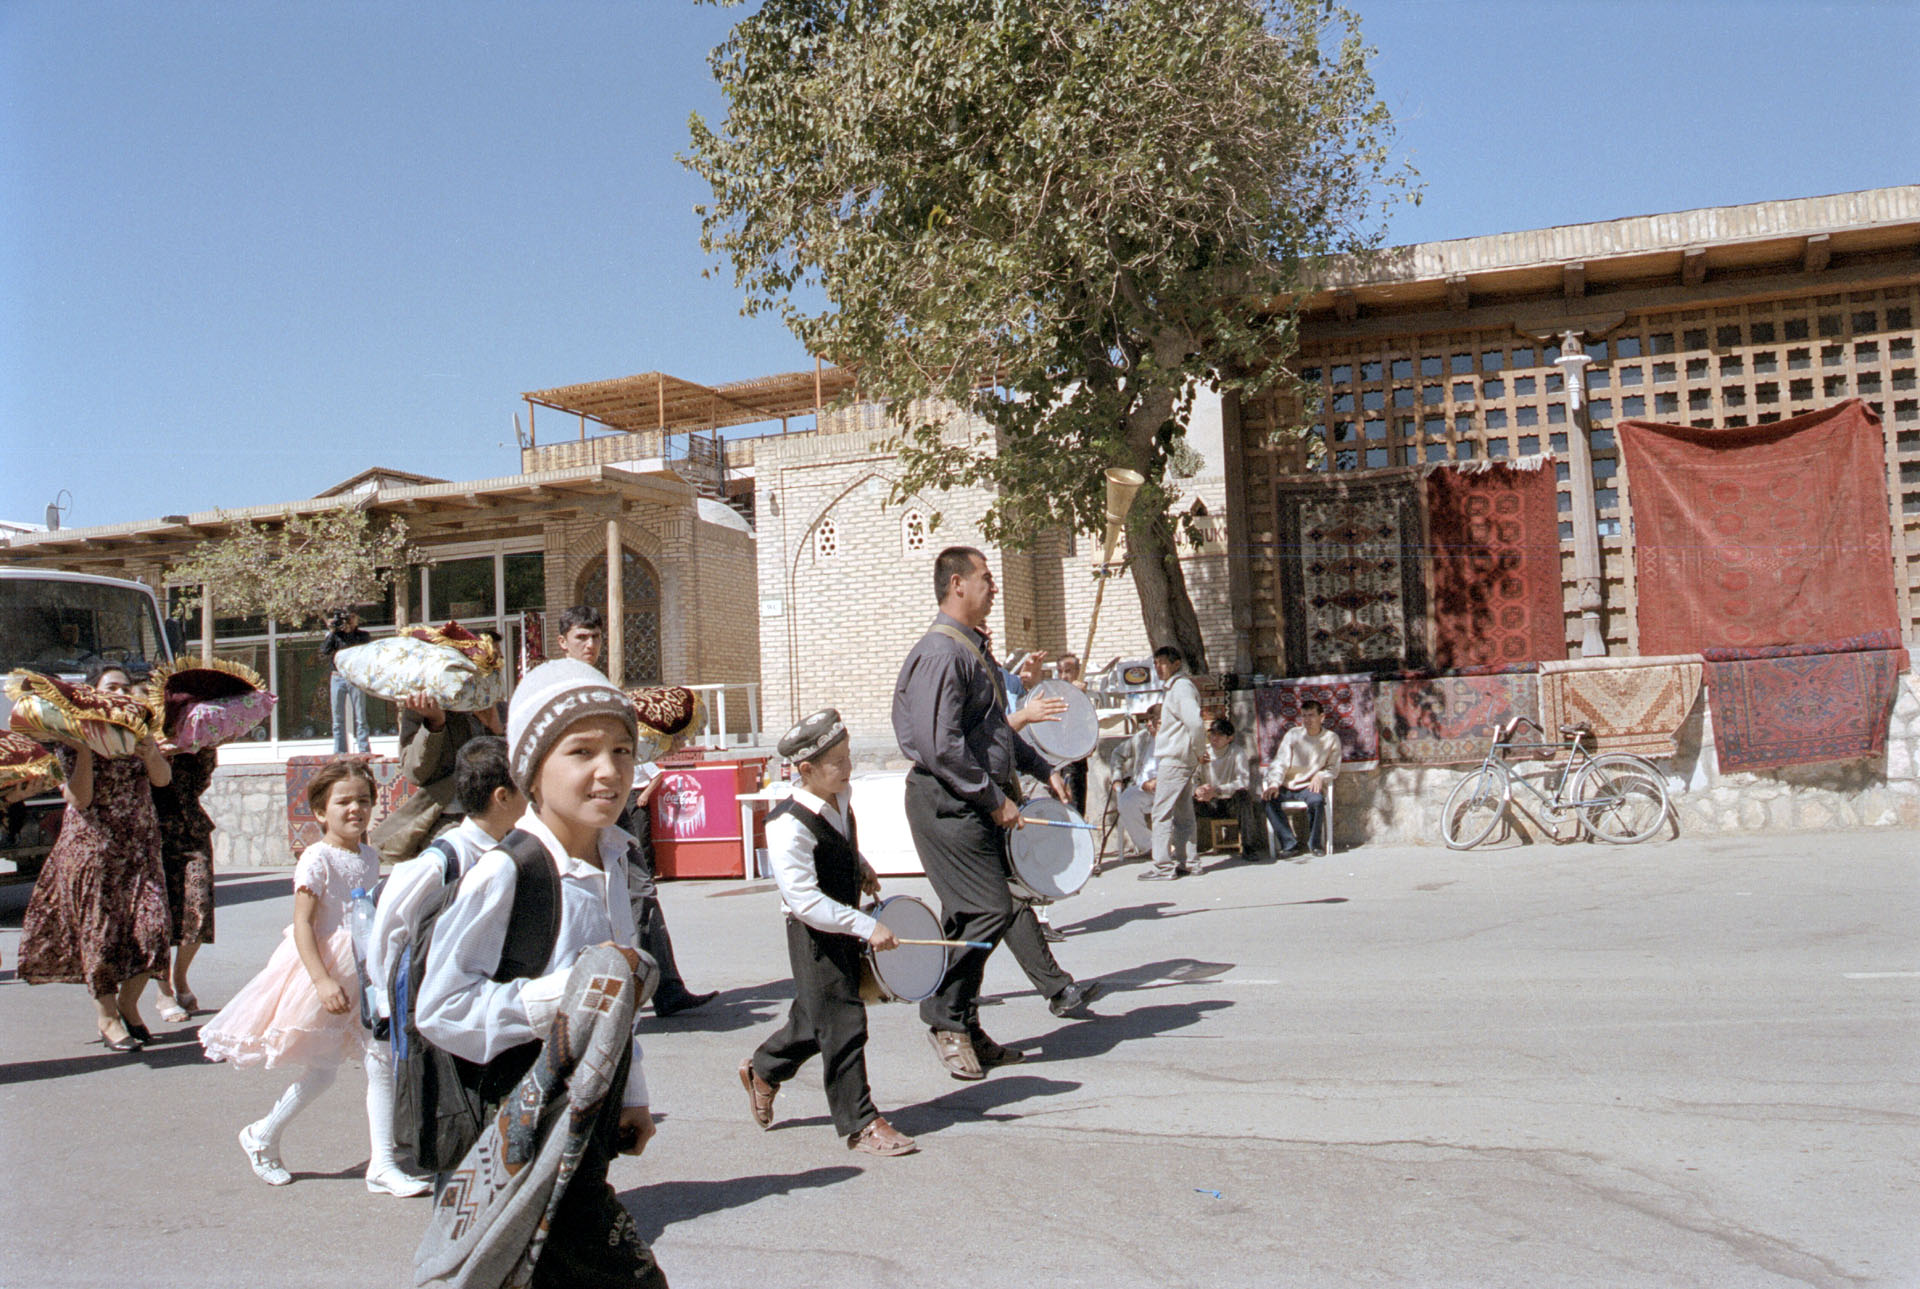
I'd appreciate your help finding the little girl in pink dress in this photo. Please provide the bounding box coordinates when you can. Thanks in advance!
[201,760,377,1187]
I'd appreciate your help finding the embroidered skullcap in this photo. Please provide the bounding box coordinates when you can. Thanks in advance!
[777,708,847,764]
[506,659,637,794]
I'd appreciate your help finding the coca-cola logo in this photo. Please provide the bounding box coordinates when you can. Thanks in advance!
[657,772,707,838]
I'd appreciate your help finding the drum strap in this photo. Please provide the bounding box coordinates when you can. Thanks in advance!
[930,623,1006,708]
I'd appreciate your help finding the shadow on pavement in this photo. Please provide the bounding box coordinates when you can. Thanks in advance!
[1025,998,1233,1063]
[887,1073,1083,1137]
[619,1166,863,1244]
[640,980,794,1035]
[0,1033,215,1085]
[214,873,301,911]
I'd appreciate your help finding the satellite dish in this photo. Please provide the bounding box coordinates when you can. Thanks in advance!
[45,489,71,531]
[513,413,529,450]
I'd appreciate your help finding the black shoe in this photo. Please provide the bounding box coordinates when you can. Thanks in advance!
[123,1022,155,1045]
[653,989,717,1017]
[1040,924,1065,944]
[1048,980,1105,1018]
[969,1030,1026,1069]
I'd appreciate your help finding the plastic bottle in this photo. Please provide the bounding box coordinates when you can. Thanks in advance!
[347,886,377,972]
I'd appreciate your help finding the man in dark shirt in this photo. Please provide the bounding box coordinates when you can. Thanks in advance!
[892,546,1069,1080]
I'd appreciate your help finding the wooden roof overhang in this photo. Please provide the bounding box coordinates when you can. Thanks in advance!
[521,365,861,439]
[0,466,694,572]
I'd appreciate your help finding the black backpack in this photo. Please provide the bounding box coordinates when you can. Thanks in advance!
[390,828,561,1173]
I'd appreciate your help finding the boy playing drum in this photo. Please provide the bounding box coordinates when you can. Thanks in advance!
[739,709,918,1156]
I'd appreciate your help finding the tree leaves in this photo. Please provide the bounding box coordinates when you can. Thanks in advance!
[164,507,412,629]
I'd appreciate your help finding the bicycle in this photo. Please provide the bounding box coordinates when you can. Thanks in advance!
[1440,716,1671,849]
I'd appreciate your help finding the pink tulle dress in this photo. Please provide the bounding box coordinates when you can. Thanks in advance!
[199,840,378,1070]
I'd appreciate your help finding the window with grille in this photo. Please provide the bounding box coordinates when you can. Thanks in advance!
[814,518,838,560]
[902,509,927,554]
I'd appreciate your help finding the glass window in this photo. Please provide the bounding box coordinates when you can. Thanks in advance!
[0,578,167,677]
[353,581,397,628]
[504,552,545,612]
[277,636,398,743]
[429,556,496,621]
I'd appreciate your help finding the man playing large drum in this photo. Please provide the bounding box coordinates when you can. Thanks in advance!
[892,547,1069,1081]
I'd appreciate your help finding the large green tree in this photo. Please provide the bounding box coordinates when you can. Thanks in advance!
[165,507,411,630]
[687,0,1412,669]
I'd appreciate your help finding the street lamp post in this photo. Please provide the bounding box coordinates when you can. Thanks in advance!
[1554,329,1608,657]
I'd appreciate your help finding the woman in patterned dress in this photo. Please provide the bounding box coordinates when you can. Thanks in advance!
[17,665,174,1051]
[150,744,218,1022]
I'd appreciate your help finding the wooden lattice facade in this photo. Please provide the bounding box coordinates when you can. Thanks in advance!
[1233,196,1920,675]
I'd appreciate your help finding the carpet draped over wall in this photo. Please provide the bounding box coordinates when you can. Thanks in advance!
[1536,654,1703,758]
[1424,458,1566,668]
[1252,674,1379,770]
[1276,472,1428,677]
[1703,630,1908,772]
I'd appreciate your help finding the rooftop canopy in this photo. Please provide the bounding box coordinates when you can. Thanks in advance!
[522,364,861,438]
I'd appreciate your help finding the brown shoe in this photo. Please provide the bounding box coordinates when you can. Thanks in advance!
[848,1115,918,1156]
[926,1028,984,1081]
[738,1058,777,1129]
[968,1029,1025,1069]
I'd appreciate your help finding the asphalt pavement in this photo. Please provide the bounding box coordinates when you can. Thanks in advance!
[2,829,1915,1289]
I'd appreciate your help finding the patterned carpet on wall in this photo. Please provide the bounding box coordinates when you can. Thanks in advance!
[1425,458,1567,668]
[1376,668,1542,766]
[1252,674,1379,770]
[1276,471,1428,677]
[284,755,416,857]
[1536,654,1703,758]
[1618,398,1898,654]
[1703,630,1909,772]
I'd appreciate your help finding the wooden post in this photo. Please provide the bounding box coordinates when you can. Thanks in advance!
[1554,329,1607,657]
[199,583,214,662]
[526,400,536,447]
[606,520,624,686]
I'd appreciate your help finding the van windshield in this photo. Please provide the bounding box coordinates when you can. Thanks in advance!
[0,578,168,679]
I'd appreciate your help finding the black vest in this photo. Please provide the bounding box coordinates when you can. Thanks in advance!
[770,797,861,907]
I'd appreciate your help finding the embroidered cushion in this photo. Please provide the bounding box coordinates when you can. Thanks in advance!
[334,635,506,712]
[626,685,701,759]
[150,657,276,750]
[0,731,60,798]
[4,671,154,758]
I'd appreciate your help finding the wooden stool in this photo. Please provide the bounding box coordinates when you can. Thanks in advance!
[1199,815,1240,853]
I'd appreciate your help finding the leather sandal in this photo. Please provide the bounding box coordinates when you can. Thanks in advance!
[738,1058,777,1129]
[926,1028,984,1081]
[848,1115,918,1156]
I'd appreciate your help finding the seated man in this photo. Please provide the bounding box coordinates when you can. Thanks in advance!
[1194,718,1260,858]
[1259,699,1341,857]
[1108,705,1159,860]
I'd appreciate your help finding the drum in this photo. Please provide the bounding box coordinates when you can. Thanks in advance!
[1020,679,1099,765]
[859,895,948,1003]
[1005,796,1095,904]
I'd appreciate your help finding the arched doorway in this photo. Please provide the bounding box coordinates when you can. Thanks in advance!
[576,548,661,684]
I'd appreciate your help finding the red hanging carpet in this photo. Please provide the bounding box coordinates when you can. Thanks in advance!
[1425,458,1567,668]
[1703,630,1909,772]
[1252,674,1379,770]
[1617,399,1898,654]
[1376,667,1542,766]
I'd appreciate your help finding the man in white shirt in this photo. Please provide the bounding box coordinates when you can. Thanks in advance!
[1261,698,1343,857]
[1193,717,1259,858]
[1142,645,1203,881]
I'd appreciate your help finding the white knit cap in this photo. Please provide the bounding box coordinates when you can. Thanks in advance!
[506,659,638,794]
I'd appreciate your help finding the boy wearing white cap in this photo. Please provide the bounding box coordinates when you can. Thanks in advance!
[738,709,918,1157]
[414,659,668,1288]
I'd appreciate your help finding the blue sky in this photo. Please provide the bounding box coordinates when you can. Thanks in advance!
[4,0,1916,530]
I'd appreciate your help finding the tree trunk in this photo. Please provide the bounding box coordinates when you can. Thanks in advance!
[1129,510,1209,673]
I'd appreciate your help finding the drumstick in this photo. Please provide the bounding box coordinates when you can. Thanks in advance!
[888,938,994,950]
[1018,815,1095,830]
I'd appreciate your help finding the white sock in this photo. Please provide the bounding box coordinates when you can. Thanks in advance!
[255,1063,337,1153]
[364,1041,400,1177]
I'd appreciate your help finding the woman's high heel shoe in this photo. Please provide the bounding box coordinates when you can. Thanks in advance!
[97,1020,143,1052]
[122,1020,155,1045]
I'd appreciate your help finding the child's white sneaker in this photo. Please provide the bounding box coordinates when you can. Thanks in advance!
[239,1123,291,1186]
[366,1166,432,1197]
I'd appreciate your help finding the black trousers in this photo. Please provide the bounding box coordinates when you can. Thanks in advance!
[528,1044,670,1289]
[1002,903,1071,999]
[903,769,1017,1034]
[633,894,696,1008]
[750,918,876,1138]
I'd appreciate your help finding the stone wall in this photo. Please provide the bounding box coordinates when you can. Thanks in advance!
[202,764,298,869]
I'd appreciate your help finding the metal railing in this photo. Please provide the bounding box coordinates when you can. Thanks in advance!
[685,682,763,749]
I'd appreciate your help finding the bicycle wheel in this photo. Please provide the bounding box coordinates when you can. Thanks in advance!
[1441,763,1509,849]
[1572,754,1670,843]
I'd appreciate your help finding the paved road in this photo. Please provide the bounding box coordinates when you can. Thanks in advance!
[2,830,1915,1288]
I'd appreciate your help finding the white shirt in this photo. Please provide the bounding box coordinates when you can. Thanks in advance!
[766,786,877,941]
[1263,726,1344,792]
[365,816,501,1021]
[1201,740,1250,795]
[1154,669,1203,770]
[416,809,649,1107]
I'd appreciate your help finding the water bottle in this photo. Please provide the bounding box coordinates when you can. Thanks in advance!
[347,887,377,970]
[348,887,378,1031]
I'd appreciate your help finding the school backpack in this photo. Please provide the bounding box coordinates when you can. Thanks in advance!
[389,827,561,1173]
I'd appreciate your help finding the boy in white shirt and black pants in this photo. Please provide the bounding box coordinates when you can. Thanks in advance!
[739,709,918,1157]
